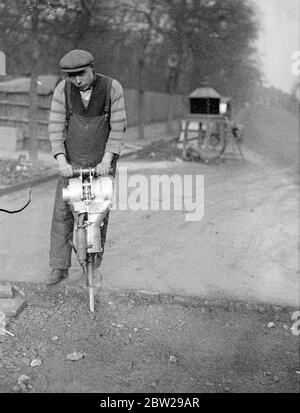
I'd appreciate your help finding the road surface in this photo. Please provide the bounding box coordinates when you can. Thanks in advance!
[0,105,298,307]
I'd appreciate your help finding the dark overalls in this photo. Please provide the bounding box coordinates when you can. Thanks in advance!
[49,74,117,270]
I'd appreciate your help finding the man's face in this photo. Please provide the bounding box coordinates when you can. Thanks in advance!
[67,66,94,90]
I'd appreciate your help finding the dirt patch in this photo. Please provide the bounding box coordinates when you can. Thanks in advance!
[133,139,183,161]
[0,282,298,393]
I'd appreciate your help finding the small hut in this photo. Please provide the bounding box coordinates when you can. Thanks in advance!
[189,81,221,115]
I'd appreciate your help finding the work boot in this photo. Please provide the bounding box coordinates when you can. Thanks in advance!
[46,269,69,285]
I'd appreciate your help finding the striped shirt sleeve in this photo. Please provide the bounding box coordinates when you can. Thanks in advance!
[105,79,127,155]
[48,79,67,159]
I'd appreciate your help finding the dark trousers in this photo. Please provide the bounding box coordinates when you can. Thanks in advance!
[49,176,110,269]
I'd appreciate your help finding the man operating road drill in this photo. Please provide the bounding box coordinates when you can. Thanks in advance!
[47,49,127,285]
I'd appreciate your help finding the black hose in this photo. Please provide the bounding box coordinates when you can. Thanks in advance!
[0,187,32,214]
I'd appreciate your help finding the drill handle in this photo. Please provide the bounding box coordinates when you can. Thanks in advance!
[72,167,114,177]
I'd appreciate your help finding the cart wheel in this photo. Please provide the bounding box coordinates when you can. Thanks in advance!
[198,130,227,163]
[182,148,193,161]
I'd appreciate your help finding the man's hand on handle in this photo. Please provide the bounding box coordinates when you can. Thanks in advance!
[95,151,114,176]
[56,151,114,177]
[56,154,73,177]
[95,161,111,176]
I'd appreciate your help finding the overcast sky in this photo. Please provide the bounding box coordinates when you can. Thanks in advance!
[254,0,300,93]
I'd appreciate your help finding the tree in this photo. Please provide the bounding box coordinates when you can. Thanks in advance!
[28,1,40,162]
[116,0,166,139]
[0,0,261,148]
[160,0,258,96]
[0,0,114,161]
[165,53,180,134]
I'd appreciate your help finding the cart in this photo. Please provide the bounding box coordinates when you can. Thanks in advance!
[179,83,243,163]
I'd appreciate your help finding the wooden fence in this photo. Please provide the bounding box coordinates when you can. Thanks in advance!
[0,86,188,150]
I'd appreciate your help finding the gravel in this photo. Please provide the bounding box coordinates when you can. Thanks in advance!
[134,139,183,161]
[0,281,298,393]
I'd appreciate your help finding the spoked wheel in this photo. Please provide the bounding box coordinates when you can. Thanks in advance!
[198,130,227,163]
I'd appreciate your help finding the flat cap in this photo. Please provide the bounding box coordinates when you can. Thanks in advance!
[59,49,94,73]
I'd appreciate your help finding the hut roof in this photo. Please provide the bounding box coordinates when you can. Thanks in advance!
[0,75,59,95]
[189,87,221,99]
[220,96,231,103]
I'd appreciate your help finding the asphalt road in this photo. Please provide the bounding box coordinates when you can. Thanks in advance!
[0,159,298,307]
[239,105,299,178]
[0,105,298,307]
